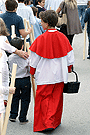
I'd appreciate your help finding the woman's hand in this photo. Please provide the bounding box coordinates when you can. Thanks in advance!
[56,7,61,14]
[15,49,29,60]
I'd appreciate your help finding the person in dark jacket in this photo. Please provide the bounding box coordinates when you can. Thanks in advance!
[36,0,46,18]
[84,6,90,59]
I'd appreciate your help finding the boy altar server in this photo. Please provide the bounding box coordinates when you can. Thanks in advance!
[30,10,74,132]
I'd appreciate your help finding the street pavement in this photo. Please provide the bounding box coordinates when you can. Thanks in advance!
[6,31,90,135]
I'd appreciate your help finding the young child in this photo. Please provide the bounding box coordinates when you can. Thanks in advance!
[36,0,46,18]
[8,37,31,124]
[84,2,90,59]
[31,6,45,39]
[29,10,74,132]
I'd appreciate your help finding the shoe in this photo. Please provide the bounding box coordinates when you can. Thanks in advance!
[44,128,54,131]
[9,117,16,122]
[41,128,54,132]
[87,56,90,59]
[20,120,29,125]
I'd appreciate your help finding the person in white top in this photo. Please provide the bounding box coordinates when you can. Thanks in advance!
[77,0,89,29]
[0,50,15,117]
[44,0,63,11]
[0,0,6,13]
[17,0,36,25]
[16,0,36,43]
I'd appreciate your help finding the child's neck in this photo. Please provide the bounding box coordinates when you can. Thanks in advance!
[47,27,55,30]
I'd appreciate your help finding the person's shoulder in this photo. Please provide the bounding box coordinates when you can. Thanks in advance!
[87,8,90,11]
[0,12,5,17]
[0,35,6,38]
[8,53,15,60]
[36,17,41,22]
[15,13,23,21]
[15,13,22,18]
[0,35,7,41]
[85,8,90,14]
[25,5,32,12]
[26,6,32,10]
[36,5,42,9]
[9,53,24,61]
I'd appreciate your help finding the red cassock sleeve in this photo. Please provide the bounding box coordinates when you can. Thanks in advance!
[68,65,73,73]
[30,66,36,75]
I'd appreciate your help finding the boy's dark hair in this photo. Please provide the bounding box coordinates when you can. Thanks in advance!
[18,0,24,3]
[31,0,33,4]
[10,37,23,50]
[31,6,38,16]
[38,0,42,3]
[5,0,18,11]
[39,10,58,27]
[24,0,30,5]
[24,0,33,5]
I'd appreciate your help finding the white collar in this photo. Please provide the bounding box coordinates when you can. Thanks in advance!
[37,5,43,8]
[48,30,57,32]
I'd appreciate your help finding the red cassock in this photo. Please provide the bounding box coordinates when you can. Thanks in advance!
[30,29,74,132]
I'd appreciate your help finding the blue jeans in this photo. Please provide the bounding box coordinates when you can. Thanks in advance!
[77,5,87,29]
[10,76,31,121]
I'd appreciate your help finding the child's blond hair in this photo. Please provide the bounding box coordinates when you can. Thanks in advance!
[0,18,10,36]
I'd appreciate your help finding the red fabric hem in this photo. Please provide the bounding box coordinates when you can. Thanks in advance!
[34,121,61,132]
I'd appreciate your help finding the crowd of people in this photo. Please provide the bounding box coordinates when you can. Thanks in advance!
[0,0,90,133]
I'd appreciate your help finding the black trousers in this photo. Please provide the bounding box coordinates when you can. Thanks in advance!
[67,34,74,45]
[10,76,31,121]
[88,33,90,56]
[57,24,74,45]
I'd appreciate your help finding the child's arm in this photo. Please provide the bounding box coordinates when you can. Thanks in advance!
[19,27,32,38]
